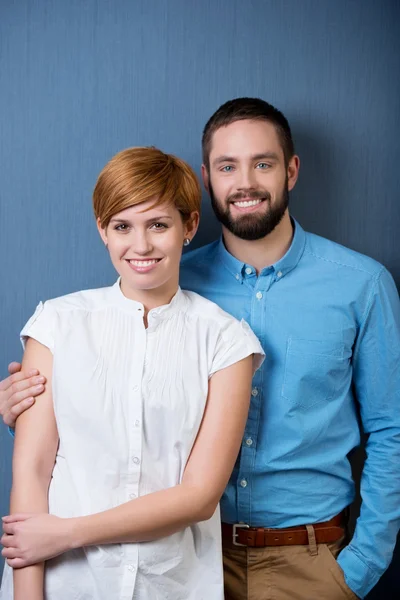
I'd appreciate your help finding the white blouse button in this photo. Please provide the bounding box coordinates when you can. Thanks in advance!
[132,457,140,465]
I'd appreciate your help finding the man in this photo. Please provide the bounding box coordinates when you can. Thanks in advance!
[1,98,400,599]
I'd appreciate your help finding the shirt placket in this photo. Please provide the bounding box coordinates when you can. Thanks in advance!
[120,312,147,599]
[237,271,271,525]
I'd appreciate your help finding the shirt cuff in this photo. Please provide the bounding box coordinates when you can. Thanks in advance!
[337,544,381,598]
[8,426,15,438]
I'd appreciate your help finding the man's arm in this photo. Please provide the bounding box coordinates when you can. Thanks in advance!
[0,362,46,428]
[337,267,400,599]
[8,340,58,600]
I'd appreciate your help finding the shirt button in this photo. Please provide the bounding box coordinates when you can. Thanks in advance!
[245,437,253,446]
[129,493,137,499]
[235,273,240,280]
[277,270,283,278]
[132,457,140,465]
[251,388,258,397]
[256,291,263,300]
[245,267,252,275]
[240,479,248,488]
[134,420,140,427]
[127,563,135,572]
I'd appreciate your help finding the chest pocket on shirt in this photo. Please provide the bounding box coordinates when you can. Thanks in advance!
[282,337,347,411]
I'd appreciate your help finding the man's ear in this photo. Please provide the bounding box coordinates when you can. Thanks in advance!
[201,164,210,194]
[96,218,108,246]
[287,155,300,192]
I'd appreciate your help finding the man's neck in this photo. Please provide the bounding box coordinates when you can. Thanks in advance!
[222,211,294,274]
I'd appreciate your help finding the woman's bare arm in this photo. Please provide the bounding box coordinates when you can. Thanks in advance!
[10,339,58,600]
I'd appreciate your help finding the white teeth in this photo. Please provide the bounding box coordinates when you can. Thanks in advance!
[234,199,263,208]
[129,259,159,267]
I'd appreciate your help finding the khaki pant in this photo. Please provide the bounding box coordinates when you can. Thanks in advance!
[223,529,359,600]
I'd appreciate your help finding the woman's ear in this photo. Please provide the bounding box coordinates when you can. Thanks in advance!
[184,211,200,243]
[96,218,108,247]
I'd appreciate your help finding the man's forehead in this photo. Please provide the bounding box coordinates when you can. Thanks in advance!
[209,119,283,162]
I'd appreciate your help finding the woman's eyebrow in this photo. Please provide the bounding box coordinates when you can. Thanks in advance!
[145,215,173,222]
[109,215,174,224]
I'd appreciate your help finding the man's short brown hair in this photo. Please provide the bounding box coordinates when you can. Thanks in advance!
[202,97,295,169]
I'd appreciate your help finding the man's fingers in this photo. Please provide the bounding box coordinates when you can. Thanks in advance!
[0,370,44,393]
[2,523,15,535]
[10,377,45,401]
[2,546,19,559]
[7,362,23,376]
[2,513,32,523]
[7,557,27,569]
[3,398,35,427]
[1,532,13,546]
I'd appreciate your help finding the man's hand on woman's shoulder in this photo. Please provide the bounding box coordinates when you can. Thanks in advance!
[0,362,45,428]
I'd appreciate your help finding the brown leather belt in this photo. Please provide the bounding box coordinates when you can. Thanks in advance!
[222,511,346,548]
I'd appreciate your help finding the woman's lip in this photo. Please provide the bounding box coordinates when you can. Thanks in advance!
[125,258,162,273]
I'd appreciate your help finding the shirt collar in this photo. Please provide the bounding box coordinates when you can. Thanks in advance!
[216,218,306,281]
[110,278,186,322]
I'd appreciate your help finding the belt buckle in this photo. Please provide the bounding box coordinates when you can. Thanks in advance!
[232,523,249,546]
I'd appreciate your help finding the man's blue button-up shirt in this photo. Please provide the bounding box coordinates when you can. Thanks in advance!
[180,220,400,599]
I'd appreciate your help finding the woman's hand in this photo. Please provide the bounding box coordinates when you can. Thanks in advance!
[1,513,72,568]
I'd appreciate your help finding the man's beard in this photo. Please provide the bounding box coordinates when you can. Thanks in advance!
[209,179,289,241]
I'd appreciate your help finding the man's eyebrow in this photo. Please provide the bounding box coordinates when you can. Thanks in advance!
[212,155,238,166]
[250,152,279,162]
[212,152,280,166]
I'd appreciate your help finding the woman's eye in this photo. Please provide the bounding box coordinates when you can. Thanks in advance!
[115,223,129,231]
[150,222,167,230]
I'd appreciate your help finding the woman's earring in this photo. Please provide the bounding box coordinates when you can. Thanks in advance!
[183,238,191,247]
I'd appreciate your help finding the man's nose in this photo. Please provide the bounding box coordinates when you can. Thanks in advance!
[236,166,257,192]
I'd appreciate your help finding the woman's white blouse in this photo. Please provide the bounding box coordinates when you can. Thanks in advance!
[1,281,264,600]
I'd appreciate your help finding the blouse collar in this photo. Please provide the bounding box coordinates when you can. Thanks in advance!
[109,278,186,324]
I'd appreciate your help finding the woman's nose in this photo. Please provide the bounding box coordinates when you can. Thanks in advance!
[131,232,153,255]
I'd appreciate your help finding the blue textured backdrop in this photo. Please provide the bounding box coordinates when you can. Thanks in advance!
[1,1,399,594]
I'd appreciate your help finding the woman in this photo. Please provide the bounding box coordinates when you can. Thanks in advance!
[0,147,264,599]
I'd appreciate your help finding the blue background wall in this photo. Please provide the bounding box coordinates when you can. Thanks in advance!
[1,0,399,594]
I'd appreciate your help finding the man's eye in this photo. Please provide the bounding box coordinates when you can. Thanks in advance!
[256,162,270,169]
[221,165,234,172]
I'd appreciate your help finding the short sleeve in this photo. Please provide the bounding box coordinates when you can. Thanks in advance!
[210,318,265,377]
[20,301,56,353]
